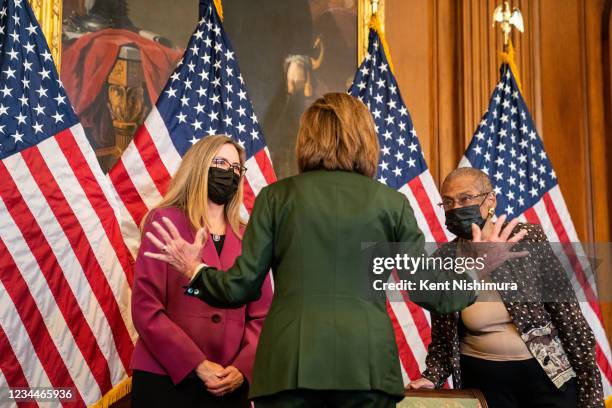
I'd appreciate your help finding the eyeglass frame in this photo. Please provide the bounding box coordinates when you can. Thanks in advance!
[437,191,492,211]
[211,157,247,177]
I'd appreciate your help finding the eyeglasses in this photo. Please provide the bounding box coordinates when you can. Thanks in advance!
[211,157,247,177]
[437,192,491,211]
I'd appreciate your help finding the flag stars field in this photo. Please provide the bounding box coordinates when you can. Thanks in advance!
[0,1,76,156]
[463,65,558,216]
[350,33,428,189]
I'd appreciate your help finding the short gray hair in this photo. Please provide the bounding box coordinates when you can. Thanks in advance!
[442,167,493,194]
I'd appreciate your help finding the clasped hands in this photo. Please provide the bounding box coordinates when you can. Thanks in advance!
[196,359,244,396]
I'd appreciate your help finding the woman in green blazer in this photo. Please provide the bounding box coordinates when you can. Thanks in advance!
[145,93,526,407]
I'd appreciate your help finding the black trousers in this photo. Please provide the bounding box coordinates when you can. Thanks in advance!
[460,354,578,408]
[131,369,250,408]
[253,389,399,408]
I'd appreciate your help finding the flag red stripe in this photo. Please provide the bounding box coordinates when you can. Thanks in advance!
[523,205,598,306]
[596,342,612,386]
[254,149,276,185]
[0,238,83,404]
[541,194,612,383]
[0,340,39,408]
[405,301,431,348]
[542,194,600,308]
[524,206,612,383]
[391,270,432,347]
[242,176,256,213]
[386,301,422,380]
[19,146,134,376]
[0,326,33,396]
[133,125,173,195]
[108,158,150,226]
[0,331,40,408]
[408,177,447,243]
[522,207,539,225]
[55,129,134,286]
[0,158,113,393]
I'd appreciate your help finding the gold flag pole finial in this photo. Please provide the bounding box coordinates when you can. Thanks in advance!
[492,1,524,51]
[493,2,525,93]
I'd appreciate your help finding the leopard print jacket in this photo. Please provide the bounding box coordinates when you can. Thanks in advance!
[420,223,604,408]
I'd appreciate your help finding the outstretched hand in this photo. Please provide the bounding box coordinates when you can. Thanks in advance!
[144,216,207,278]
[471,214,529,278]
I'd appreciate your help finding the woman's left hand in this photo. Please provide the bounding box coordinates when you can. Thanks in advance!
[144,216,207,279]
[206,365,244,396]
[471,215,529,279]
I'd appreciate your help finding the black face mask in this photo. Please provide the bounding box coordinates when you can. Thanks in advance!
[208,167,240,205]
[445,204,489,240]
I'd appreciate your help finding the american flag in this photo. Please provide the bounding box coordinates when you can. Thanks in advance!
[459,63,612,394]
[0,0,135,406]
[108,0,275,256]
[349,26,452,385]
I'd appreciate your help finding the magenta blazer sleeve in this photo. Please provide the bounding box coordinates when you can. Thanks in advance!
[131,210,207,384]
[230,273,273,384]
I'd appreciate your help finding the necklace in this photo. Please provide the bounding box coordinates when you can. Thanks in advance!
[209,219,225,242]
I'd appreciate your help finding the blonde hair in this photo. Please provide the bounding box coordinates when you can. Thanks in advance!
[143,135,246,238]
[296,92,379,177]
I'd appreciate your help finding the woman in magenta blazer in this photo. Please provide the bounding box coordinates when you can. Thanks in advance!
[130,135,273,407]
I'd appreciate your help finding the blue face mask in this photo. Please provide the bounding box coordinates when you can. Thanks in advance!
[445,204,488,240]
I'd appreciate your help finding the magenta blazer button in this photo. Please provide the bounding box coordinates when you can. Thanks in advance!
[211,314,222,323]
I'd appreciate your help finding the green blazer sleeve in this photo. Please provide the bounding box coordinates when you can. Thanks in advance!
[396,199,477,314]
[186,187,274,308]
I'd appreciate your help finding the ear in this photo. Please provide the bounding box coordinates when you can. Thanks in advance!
[487,192,497,211]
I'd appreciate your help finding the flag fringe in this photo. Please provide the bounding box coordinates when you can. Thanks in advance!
[214,0,224,21]
[89,376,132,408]
[368,13,395,73]
[499,40,524,94]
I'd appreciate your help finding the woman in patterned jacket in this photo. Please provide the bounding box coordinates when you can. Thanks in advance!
[409,168,603,408]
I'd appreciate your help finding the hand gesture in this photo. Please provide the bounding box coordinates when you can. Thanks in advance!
[471,214,529,278]
[144,216,207,279]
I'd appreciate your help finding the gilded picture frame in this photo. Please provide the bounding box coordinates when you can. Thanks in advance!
[31,0,385,177]
[30,0,63,69]
[358,0,385,63]
[31,0,385,67]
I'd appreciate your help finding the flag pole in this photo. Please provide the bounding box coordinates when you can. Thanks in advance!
[492,1,524,93]
[499,40,524,94]
[368,0,395,73]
